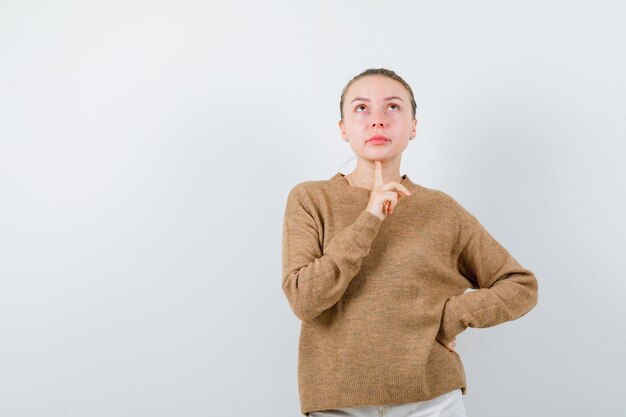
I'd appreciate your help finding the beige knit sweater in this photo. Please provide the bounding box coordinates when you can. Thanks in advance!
[281,172,539,416]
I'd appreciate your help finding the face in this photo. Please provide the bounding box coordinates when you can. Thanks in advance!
[339,75,417,163]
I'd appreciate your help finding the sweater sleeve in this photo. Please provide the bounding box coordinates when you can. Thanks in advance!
[281,184,383,322]
[437,215,539,343]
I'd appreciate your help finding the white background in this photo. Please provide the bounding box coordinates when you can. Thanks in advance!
[1,1,625,416]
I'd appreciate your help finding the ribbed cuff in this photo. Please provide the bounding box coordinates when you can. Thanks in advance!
[351,209,383,248]
[437,295,467,343]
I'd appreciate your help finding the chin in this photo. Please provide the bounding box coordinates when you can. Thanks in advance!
[358,150,401,161]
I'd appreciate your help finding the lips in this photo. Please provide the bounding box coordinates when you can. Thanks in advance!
[367,135,389,142]
[367,134,390,142]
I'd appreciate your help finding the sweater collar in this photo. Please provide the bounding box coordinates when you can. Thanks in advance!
[330,172,420,194]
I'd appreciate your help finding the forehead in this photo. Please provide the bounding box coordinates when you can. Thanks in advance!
[345,75,409,99]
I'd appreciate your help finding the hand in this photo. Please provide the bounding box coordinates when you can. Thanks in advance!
[436,335,457,353]
[366,160,412,221]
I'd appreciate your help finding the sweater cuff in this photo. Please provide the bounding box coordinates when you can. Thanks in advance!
[352,209,383,247]
[437,295,468,343]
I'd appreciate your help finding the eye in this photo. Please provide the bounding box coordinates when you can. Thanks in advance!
[387,103,400,111]
[355,104,367,112]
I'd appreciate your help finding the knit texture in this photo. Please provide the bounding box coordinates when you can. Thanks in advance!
[281,172,539,416]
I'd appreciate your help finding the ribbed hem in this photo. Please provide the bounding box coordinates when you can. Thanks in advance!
[299,340,468,415]
[300,370,467,415]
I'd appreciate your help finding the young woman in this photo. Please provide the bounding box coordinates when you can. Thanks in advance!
[281,68,539,417]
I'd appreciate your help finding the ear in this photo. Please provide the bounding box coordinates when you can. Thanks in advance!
[411,118,418,138]
[338,119,348,140]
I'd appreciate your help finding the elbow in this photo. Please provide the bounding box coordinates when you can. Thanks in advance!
[284,295,321,322]
[531,274,539,309]
[281,273,321,322]
[293,304,321,323]
[506,270,539,317]
[523,271,539,312]
[529,270,539,305]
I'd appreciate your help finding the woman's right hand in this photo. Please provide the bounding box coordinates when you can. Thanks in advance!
[366,160,412,221]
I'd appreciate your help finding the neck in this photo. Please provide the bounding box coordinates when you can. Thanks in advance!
[348,158,403,190]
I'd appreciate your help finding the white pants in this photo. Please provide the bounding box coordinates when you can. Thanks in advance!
[309,389,468,417]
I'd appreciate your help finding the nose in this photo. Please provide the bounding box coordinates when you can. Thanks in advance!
[370,111,386,128]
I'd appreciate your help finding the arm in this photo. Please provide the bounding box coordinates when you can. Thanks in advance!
[437,216,539,343]
[281,185,383,322]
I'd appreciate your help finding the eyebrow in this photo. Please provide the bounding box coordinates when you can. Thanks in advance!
[350,96,405,103]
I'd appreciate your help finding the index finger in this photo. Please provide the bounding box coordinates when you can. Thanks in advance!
[374,160,383,188]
